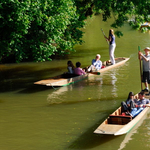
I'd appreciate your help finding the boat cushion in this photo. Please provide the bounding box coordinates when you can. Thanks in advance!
[108,115,132,125]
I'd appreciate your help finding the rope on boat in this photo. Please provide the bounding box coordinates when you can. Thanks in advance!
[46,83,57,90]
[98,129,105,133]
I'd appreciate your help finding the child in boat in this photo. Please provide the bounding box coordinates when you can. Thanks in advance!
[74,62,86,76]
[87,54,102,72]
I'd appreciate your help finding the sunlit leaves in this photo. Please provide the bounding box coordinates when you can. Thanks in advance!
[0,0,150,62]
[79,0,150,36]
[0,0,83,62]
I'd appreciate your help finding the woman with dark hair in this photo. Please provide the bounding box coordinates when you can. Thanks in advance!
[67,60,75,74]
[125,92,137,111]
[62,60,75,78]
[105,29,116,65]
[121,92,137,115]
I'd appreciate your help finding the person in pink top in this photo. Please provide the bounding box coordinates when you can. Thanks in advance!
[74,62,86,76]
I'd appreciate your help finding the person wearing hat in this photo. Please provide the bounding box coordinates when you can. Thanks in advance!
[87,54,102,72]
[138,47,150,92]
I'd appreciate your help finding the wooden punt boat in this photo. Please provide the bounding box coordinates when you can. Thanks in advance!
[34,57,129,87]
[94,95,150,136]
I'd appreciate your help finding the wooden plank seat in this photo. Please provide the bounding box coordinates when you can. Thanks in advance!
[108,115,132,125]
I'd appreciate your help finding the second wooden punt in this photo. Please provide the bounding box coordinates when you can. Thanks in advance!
[34,57,129,87]
[94,94,150,136]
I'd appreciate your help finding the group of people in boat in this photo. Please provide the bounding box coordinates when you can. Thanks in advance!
[63,29,116,77]
[66,60,86,76]
[121,91,150,118]
[64,53,102,77]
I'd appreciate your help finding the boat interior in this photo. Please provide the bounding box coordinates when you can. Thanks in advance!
[104,107,132,125]
[103,57,126,66]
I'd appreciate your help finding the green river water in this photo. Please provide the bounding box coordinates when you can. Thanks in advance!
[0,15,150,150]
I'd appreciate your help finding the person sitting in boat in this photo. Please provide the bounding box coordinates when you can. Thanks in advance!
[62,60,76,78]
[126,92,137,108]
[136,91,150,107]
[74,62,86,76]
[87,54,102,72]
[130,91,150,117]
[121,92,137,115]
[67,60,75,74]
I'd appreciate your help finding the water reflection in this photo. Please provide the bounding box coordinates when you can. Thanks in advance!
[47,69,118,105]
[68,110,150,150]
[93,69,118,98]
[118,110,150,150]
[110,71,118,95]
[47,85,73,104]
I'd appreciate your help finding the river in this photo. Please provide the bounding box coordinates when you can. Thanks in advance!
[0,15,150,150]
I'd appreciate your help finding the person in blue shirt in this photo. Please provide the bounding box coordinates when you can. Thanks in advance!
[87,54,102,72]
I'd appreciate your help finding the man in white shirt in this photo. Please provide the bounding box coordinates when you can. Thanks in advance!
[87,54,102,72]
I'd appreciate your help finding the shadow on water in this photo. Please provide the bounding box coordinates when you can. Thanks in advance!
[68,114,125,150]
[68,108,150,150]
[0,64,63,93]
[18,84,55,93]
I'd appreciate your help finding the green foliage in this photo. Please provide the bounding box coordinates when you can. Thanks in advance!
[0,0,84,62]
[75,0,150,38]
[141,27,148,33]
[114,31,123,38]
[0,0,150,62]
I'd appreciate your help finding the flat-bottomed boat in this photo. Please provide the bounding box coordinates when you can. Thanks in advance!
[34,57,129,87]
[94,94,150,136]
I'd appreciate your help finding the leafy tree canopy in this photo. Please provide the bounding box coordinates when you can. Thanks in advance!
[0,0,150,63]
